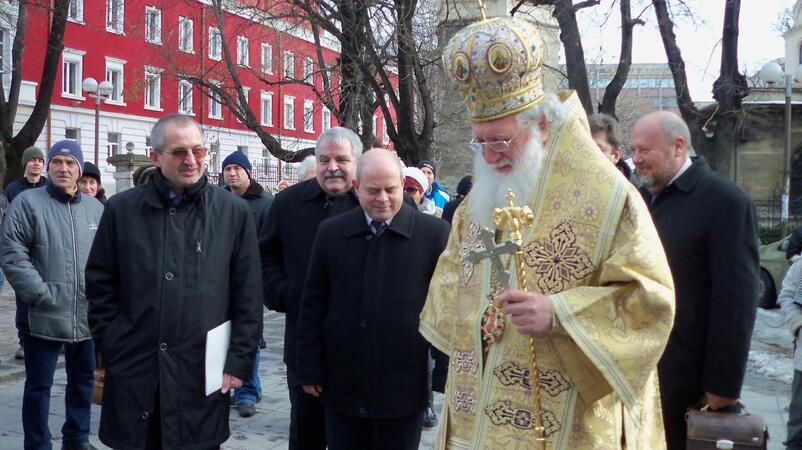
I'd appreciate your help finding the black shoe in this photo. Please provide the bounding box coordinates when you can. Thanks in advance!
[61,443,98,450]
[237,402,256,417]
[423,407,437,428]
[259,338,266,349]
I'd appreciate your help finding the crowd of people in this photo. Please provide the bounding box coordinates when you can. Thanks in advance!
[0,13,777,450]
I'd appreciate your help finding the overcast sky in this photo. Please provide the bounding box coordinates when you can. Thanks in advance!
[573,0,793,101]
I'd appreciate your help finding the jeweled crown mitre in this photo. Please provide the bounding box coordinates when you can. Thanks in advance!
[443,17,545,122]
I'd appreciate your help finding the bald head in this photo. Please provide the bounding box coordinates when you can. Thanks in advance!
[354,149,405,223]
[631,111,691,194]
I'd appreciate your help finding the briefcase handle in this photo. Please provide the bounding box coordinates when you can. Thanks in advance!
[697,399,746,415]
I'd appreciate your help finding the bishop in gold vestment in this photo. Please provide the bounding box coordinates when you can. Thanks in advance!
[420,17,675,449]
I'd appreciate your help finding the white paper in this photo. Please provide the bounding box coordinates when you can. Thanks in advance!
[205,320,231,396]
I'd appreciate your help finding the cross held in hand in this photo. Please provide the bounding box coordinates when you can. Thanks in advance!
[493,189,534,246]
[466,228,518,289]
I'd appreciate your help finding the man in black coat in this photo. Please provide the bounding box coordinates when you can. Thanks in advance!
[631,111,759,449]
[296,149,450,450]
[260,127,362,450]
[222,150,274,418]
[85,114,263,450]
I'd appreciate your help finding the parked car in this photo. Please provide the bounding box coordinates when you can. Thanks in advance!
[759,235,790,309]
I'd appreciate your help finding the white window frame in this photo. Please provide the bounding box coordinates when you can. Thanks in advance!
[208,81,222,120]
[178,17,194,53]
[144,66,162,111]
[372,115,377,137]
[236,36,249,66]
[105,0,124,34]
[303,100,314,133]
[322,107,331,131]
[61,49,85,100]
[303,57,313,82]
[208,27,222,61]
[104,57,126,105]
[283,51,294,79]
[107,131,121,157]
[261,43,272,74]
[68,0,84,23]
[383,119,390,144]
[260,91,273,126]
[178,80,193,115]
[145,6,162,44]
[283,95,295,130]
[236,87,250,122]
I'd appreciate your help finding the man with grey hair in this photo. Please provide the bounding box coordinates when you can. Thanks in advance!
[631,110,759,449]
[86,113,263,449]
[421,17,674,447]
[298,155,317,181]
[261,126,363,450]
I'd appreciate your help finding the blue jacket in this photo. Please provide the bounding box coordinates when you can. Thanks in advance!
[425,181,450,210]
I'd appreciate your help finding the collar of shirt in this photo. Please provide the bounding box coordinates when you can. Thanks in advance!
[364,212,392,227]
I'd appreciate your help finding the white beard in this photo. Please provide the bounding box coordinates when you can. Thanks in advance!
[469,130,545,229]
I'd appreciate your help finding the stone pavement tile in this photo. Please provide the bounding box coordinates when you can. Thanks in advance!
[742,386,787,450]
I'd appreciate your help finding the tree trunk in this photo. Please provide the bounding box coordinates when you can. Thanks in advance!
[552,0,593,115]
[599,0,639,117]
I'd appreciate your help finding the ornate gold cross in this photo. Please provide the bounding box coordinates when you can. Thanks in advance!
[493,189,545,447]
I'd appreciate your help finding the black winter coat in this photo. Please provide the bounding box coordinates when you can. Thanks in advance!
[640,158,759,420]
[260,178,359,384]
[296,204,449,418]
[225,180,274,234]
[85,173,263,450]
[6,176,47,202]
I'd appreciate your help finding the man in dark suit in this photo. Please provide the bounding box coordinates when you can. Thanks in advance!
[296,149,449,450]
[631,111,759,449]
[260,127,363,450]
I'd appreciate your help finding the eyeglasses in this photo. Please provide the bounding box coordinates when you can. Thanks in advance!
[163,146,208,161]
[468,128,523,153]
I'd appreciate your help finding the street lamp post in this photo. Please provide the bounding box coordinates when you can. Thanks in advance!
[759,62,802,236]
[81,77,114,167]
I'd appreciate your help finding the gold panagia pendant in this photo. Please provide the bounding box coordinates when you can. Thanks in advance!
[481,294,506,345]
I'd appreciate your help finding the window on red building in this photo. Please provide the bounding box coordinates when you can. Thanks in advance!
[261,91,273,126]
[283,52,294,79]
[303,100,314,133]
[179,17,193,53]
[322,108,331,131]
[303,57,313,82]
[237,36,249,66]
[68,0,83,22]
[209,82,222,119]
[145,6,162,44]
[178,80,193,114]
[208,28,222,61]
[61,49,84,98]
[283,96,295,130]
[144,66,162,110]
[261,43,272,73]
[106,0,124,34]
[104,57,125,104]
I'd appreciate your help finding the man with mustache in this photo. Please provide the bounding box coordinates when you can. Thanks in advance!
[420,17,675,448]
[631,111,759,449]
[85,114,263,449]
[261,127,362,450]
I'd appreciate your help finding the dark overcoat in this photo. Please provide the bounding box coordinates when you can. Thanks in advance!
[85,173,263,450]
[640,157,759,421]
[295,204,449,418]
[260,178,359,384]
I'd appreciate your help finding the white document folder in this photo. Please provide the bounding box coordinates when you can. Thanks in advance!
[205,320,231,396]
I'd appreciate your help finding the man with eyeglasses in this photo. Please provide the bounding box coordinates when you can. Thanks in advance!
[85,114,263,450]
[419,17,675,447]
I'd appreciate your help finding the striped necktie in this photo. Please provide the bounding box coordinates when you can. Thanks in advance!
[371,220,387,236]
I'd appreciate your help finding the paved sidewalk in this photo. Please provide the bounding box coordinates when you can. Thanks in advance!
[0,280,789,449]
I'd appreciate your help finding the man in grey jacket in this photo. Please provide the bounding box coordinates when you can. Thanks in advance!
[0,140,103,450]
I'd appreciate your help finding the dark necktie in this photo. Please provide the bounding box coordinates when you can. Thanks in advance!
[370,220,387,236]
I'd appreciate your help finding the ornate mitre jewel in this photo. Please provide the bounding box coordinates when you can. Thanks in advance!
[443,17,545,122]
